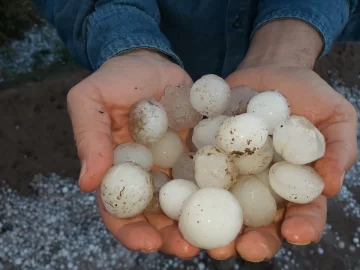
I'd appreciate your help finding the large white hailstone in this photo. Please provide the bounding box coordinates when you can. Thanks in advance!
[101,162,153,218]
[129,99,168,144]
[255,168,286,208]
[190,74,231,117]
[231,136,273,175]
[159,84,203,130]
[113,142,153,171]
[149,128,184,169]
[224,86,258,116]
[192,115,228,150]
[150,171,171,192]
[194,145,234,189]
[269,162,325,204]
[247,91,290,135]
[159,179,199,220]
[179,188,243,249]
[272,115,326,164]
[172,152,196,182]
[231,175,276,227]
[216,113,268,154]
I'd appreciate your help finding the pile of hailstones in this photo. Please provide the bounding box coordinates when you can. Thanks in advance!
[101,74,326,250]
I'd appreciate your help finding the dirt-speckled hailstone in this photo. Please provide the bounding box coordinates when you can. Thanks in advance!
[149,128,184,168]
[172,152,196,182]
[192,115,228,150]
[159,179,199,220]
[269,162,325,204]
[216,113,268,154]
[101,162,153,218]
[272,115,326,164]
[194,145,233,189]
[159,84,203,130]
[113,142,153,171]
[129,99,168,144]
[231,176,276,227]
[190,74,231,117]
[150,171,170,192]
[179,188,243,249]
[224,86,258,116]
[231,136,273,175]
[247,91,290,135]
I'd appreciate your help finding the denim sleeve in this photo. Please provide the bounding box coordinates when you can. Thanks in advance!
[33,0,182,70]
[252,0,358,56]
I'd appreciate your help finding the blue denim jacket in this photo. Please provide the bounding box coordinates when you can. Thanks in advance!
[34,0,359,80]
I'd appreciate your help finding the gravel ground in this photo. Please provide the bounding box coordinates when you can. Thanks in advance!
[1,79,360,270]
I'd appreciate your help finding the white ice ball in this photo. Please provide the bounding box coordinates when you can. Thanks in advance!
[179,188,243,249]
[224,86,258,116]
[194,145,234,189]
[231,175,277,227]
[159,179,199,220]
[172,152,196,182]
[101,162,153,218]
[255,168,286,208]
[113,142,153,171]
[129,99,168,144]
[190,74,231,117]
[149,128,185,168]
[216,113,268,154]
[150,171,171,192]
[269,162,325,204]
[272,115,326,164]
[231,136,273,175]
[192,115,228,150]
[247,91,290,135]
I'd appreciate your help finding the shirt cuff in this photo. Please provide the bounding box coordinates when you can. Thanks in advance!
[86,5,182,70]
[252,1,351,56]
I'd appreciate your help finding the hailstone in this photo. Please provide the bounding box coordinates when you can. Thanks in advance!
[190,74,231,117]
[113,142,153,171]
[224,86,258,116]
[269,162,325,204]
[179,188,243,249]
[129,99,168,144]
[216,113,268,154]
[247,91,290,135]
[272,115,326,164]
[159,179,199,220]
[101,162,153,218]
[172,152,196,182]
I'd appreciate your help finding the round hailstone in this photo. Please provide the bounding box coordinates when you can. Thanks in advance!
[190,74,231,117]
[113,142,153,171]
[159,179,199,220]
[269,162,325,204]
[272,115,326,164]
[247,91,290,135]
[216,113,268,154]
[128,99,168,144]
[224,86,258,116]
[149,128,185,168]
[231,175,276,227]
[101,162,153,218]
[151,171,171,192]
[192,115,228,150]
[179,188,243,249]
[231,136,273,175]
[159,84,203,130]
[194,145,234,189]
[186,129,198,152]
[255,168,286,208]
[172,152,196,182]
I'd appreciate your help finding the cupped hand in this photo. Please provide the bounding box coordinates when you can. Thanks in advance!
[67,49,200,257]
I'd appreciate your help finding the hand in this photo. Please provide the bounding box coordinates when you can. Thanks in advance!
[67,49,200,257]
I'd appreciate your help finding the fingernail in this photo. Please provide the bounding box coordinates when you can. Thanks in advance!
[340,171,346,186]
[140,248,157,254]
[79,160,87,186]
[287,240,311,246]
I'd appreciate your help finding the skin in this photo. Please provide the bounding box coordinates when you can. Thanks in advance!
[67,20,358,262]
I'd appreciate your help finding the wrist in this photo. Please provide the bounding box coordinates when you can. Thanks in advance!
[241,19,323,69]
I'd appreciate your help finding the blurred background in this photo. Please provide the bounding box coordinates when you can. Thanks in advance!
[0,1,359,269]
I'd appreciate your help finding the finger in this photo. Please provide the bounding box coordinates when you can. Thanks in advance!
[67,81,113,192]
[282,195,327,245]
[144,212,200,258]
[97,192,162,252]
[206,241,236,260]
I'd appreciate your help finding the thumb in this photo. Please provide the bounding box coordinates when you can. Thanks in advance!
[67,81,113,192]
